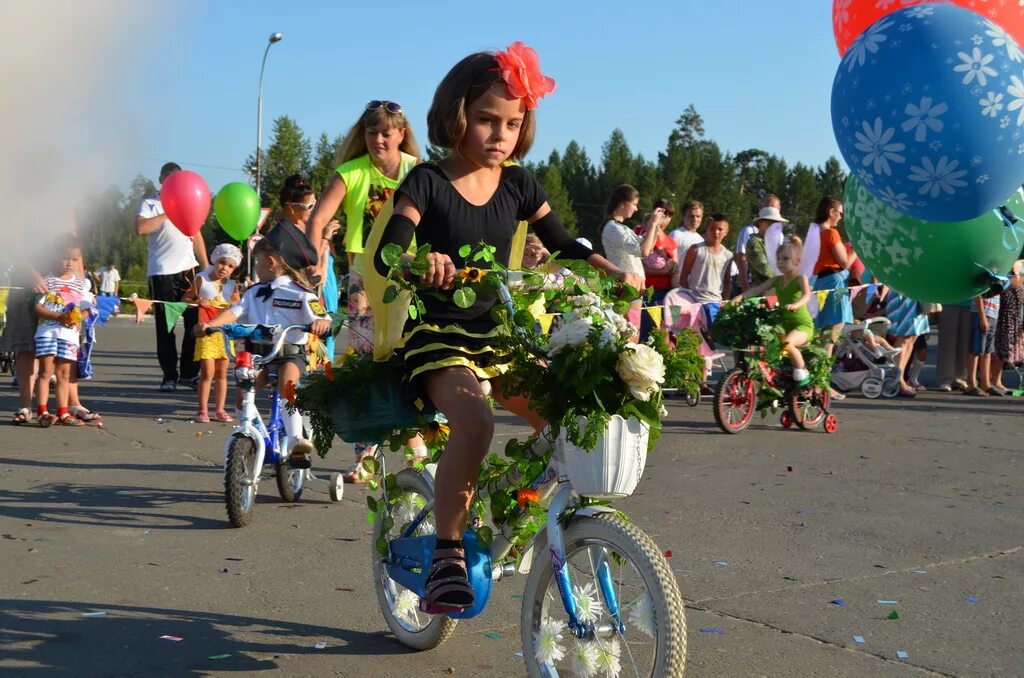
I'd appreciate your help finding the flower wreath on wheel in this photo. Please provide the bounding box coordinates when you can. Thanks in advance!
[293,241,704,551]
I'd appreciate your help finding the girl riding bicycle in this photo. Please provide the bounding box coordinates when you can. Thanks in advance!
[371,43,643,613]
[731,236,815,385]
[195,223,331,469]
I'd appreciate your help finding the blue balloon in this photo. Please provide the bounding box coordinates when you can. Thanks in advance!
[831,3,1024,222]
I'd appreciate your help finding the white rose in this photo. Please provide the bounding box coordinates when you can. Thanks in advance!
[548,316,594,355]
[616,343,666,401]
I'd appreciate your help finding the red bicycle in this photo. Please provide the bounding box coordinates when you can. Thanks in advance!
[713,349,838,435]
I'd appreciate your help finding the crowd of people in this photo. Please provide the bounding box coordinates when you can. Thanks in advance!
[2,42,1021,618]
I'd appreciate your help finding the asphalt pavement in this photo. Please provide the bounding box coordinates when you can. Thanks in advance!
[1,317,1022,677]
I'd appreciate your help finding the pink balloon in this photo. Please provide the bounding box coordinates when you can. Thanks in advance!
[160,170,211,237]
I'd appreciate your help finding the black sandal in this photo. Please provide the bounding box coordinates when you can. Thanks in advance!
[420,546,474,614]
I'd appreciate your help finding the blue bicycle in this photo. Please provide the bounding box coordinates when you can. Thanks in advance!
[369,283,687,676]
[207,324,344,528]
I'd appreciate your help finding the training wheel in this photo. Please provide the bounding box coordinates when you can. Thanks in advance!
[329,473,344,502]
[823,415,839,434]
[780,412,793,428]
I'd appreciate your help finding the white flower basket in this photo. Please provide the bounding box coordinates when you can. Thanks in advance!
[556,415,649,499]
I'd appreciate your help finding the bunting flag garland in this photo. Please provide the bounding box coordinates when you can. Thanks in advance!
[162,302,189,333]
[133,298,153,323]
[816,291,830,309]
[93,296,120,326]
[645,306,663,330]
[537,313,555,335]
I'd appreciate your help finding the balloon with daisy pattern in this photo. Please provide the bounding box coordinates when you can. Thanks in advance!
[832,2,1024,221]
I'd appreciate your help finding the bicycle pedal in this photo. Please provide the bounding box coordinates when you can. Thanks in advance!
[418,600,465,616]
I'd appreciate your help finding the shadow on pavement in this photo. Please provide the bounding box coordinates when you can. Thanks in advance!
[0,598,411,675]
[0,457,220,475]
[0,482,226,530]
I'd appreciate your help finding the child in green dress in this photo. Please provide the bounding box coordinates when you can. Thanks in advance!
[731,236,814,385]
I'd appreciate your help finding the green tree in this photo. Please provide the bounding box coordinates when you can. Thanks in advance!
[597,129,636,204]
[784,162,821,233]
[560,140,599,232]
[816,156,847,201]
[424,144,449,163]
[310,132,343,196]
[537,157,577,236]
[244,115,312,210]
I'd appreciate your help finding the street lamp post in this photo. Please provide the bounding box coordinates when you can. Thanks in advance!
[255,32,283,203]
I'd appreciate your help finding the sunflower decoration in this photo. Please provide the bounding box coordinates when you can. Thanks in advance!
[457,267,485,284]
[421,420,450,449]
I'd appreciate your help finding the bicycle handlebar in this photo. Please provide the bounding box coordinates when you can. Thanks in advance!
[206,323,311,365]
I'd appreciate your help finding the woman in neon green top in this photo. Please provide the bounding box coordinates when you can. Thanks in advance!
[731,236,814,385]
[307,101,422,481]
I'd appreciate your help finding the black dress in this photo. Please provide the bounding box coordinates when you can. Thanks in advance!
[394,163,547,382]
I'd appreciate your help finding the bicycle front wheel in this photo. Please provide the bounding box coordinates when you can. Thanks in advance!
[520,513,686,677]
[372,468,458,651]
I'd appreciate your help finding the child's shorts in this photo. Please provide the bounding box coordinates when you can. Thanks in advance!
[244,341,307,377]
[35,335,79,361]
[969,313,997,355]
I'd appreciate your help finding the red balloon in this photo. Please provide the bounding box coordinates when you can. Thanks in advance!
[159,170,211,237]
[833,0,1024,57]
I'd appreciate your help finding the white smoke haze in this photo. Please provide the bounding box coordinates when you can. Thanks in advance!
[0,1,173,268]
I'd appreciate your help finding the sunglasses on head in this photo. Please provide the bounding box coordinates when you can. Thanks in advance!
[366,100,403,115]
[288,201,316,211]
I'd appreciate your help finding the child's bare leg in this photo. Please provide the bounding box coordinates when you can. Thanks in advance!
[784,330,809,370]
[54,360,72,411]
[275,362,311,462]
[966,354,980,389]
[214,358,229,412]
[197,358,214,413]
[978,354,992,390]
[35,355,54,412]
[15,351,35,410]
[425,367,494,542]
[492,376,546,432]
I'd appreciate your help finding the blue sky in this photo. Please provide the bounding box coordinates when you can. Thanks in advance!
[133,0,842,190]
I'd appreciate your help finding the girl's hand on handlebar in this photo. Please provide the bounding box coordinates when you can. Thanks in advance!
[421,252,457,290]
[310,318,331,337]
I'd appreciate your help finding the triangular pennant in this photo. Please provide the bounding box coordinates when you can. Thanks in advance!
[766,295,778,307]
[133,298,153,324]
[94,296,120,326]
[816,290,830,308]
[866,283,879,298]
[537,313,555,335]
[646,306,663,329]
[162,301,188,333]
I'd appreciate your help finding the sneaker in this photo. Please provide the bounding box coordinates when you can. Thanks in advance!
[288,438,314,469]
[952,379,969,391]
[179,376,199,391]
[159,379,177,392]
[936,384,953,392]
[792,368,811,385]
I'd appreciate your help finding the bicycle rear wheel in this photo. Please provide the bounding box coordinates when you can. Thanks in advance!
[520,513,686,677]
[372,468,458,650]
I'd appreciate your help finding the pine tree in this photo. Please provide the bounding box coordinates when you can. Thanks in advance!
[243,115,312,209]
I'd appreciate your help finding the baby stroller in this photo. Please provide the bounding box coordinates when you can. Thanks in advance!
[662,288,728,406]
[830,317,901,398]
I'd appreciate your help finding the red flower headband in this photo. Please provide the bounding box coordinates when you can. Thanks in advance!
[494,42,556,110]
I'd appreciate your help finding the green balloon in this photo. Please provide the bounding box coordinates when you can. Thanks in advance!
[845,177,1022,304]
[214,182,261,241]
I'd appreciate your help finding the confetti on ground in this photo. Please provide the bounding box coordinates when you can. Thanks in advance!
[912,569,927,574]
[314,641,327,649]
[160,635,183,642]
[209,654,232,660]
[888,611,900,620]
[797,508,812,514]
[713,560,728,567]
[700,628,725,634]
[831,599,848,607]
[513,651,524,657]
[877,600,899,605]
[874,564,888,569]
[82,611,107,617]
[783,576,798,581]
[963,595,980,604]
[225,557,243,561]
[511,593,524,599]
[853,635,865,644]
[663,550,673,558]
[786,466,794,472]
[484,632,501,640]
[896,651,908,660]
